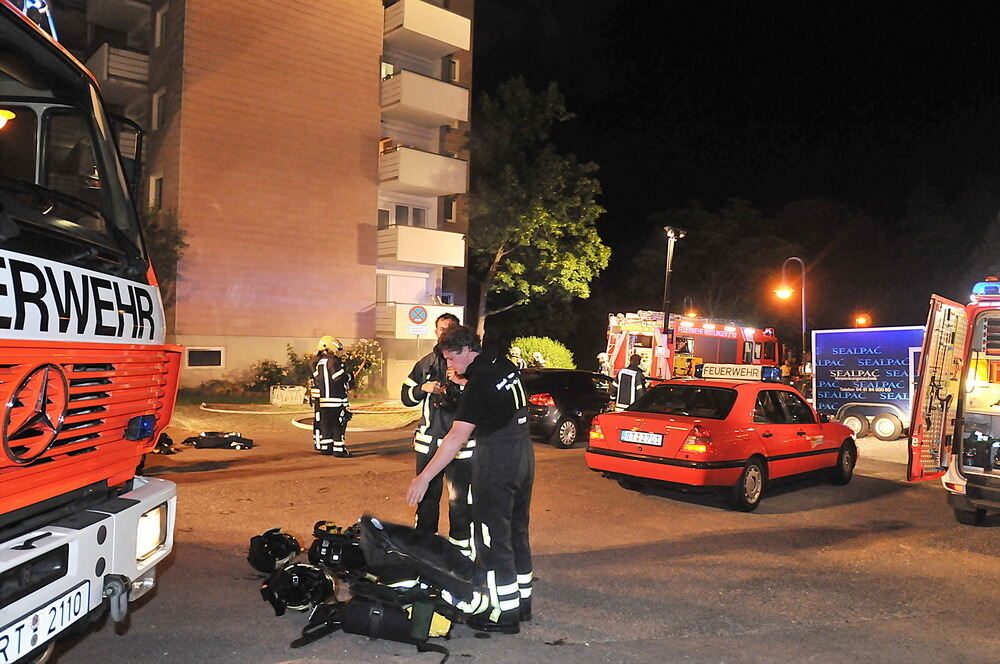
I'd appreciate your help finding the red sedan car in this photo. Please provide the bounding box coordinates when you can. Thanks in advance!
[585,366,857,511]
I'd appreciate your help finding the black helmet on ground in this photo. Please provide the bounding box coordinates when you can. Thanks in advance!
[247,527,301,573]
[260,563,335,616]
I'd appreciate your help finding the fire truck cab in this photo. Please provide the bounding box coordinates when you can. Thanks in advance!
[606,311,780,380]
[908,277,1000,526]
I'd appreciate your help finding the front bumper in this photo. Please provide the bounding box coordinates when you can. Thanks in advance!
[0,476,177,642]
[585,446,743,487]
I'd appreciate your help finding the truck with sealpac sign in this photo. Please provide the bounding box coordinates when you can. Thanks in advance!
[812,326,924,440]
[0,3,179,662]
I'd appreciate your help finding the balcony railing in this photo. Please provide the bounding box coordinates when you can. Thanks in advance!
[377,224,465,268]
[85,44,148,106]
[383,0,471,59]
[376,302,465,338]
[87,0,151,36]
[381,70,469,126]
[379,146,467,197]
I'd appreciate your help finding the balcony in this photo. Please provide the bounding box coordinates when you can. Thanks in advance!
[383,0,471,59]
[381,70,469,126]
[378,224,465,268]
[376,302,465,338]
[87,0,150,35]
[85,44,148,107]
[379,146,467,197]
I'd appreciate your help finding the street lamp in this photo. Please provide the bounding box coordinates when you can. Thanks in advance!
[773,257,807,358]
[682,296,697,317]
[662,226,687,319]
[854,313,871,328]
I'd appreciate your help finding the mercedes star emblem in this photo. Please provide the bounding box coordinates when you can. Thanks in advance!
[3,363,70,464]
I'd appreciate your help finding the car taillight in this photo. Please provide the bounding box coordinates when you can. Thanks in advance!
[529,393,556,407]
[590,421,605,442]
[681,425,714,454]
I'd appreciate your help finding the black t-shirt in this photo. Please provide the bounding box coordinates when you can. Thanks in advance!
[454,351,527,437]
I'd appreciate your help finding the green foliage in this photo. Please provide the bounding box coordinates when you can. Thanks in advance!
[468,77,610,332]
[141,208,188,308]
[246,359,287,392]
[342,339,384,391]
[285,344,315,386]
[510,336,575,369]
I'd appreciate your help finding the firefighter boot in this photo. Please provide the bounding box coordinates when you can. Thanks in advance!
[466,609,520,634]
[519,597,532,622]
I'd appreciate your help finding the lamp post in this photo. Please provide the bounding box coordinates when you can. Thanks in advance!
[773,257,807,359]
[661,226,687,320]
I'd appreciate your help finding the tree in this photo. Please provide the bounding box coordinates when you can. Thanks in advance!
[141,208,187,309]
[467,77,610,336]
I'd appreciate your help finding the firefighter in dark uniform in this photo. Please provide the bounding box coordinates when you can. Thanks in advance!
[400,313,474,555]
[311,336,353,457]
[615,352,646,409]
[406,325,534,634]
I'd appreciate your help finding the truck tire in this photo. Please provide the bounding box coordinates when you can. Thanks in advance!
[840,412,869,438]
[871,413,903,441]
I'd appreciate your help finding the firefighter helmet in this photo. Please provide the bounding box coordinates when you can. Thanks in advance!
[260,563,335,615]
[248,527,301,573]
[317,335,344,352]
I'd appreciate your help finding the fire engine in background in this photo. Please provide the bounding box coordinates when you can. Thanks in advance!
[908,277,1000,526]
[0,3,180,662]
[606,311,780,380]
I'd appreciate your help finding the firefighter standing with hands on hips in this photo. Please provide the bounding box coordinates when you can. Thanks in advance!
[311,336,353,457]
[406,325,534,634]
[400,313,474,555]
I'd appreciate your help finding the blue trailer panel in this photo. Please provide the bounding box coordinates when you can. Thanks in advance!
[812,326,925,438]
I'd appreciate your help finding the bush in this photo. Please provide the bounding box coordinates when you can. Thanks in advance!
[510,336,575,369]
[286,345,315,386]
[343,338,383,391]
[246,359,287,392]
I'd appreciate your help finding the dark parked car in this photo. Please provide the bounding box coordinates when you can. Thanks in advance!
[522,369,615,448]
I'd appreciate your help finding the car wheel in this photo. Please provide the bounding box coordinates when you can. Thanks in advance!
[871,413,903,441]
[840,413,869,438]
[551,416,579,448]
[830,441,856,485]
[730,457,766,512]
[953,507,988,526]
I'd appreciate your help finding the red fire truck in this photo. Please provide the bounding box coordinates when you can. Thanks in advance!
[0,3,180,661]
[606,311,781,380]
[908,277,1000,526]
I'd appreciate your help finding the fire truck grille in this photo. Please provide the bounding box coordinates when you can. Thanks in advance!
[0,348,174,471]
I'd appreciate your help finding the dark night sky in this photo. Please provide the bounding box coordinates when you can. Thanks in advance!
[474,0,999,217]
[471,1,1000,317]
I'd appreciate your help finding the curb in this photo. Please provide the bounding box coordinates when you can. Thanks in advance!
[290,417,415,434]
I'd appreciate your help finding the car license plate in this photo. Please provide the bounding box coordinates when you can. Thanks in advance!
[620,430,663,446]
[0,581,91,659]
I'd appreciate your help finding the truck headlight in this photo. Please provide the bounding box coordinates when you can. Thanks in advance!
[136,503,168,562]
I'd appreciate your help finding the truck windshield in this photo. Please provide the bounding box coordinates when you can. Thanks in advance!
[959,313,1000,476]
[0,16,146,280]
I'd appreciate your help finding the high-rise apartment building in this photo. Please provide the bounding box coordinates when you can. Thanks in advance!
[54,0,473,391]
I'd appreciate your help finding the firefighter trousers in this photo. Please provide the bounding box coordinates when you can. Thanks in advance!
[469,421,534,623]
[314,406,348,453]
[415,446,473,555]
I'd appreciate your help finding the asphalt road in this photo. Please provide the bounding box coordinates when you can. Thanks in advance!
[53,413,998,664]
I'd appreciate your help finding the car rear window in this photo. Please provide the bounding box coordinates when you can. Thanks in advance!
[628,384,738,419]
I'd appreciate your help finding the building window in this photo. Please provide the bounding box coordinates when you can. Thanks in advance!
[186,347,224,368]
[378,208,390,230]
[154,4,169,49]
[380,61,395,79]
[412,207,425,228]
[442,196,456,223]
[395,204,409,226]
[151,87,166,130]
[446,57,460,83]
[149,174,163,210]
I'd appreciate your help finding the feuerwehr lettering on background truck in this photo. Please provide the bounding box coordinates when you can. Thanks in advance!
[812,326,924,440]
[0,4,180,663]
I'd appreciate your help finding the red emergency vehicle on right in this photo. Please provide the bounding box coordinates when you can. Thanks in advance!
[908,277,1000,526]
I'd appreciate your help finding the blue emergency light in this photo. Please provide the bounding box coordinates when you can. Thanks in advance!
[971,277,1000,300]
[125,414,156,441]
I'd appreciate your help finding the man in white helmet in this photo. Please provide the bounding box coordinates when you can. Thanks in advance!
[311,336,353,457]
